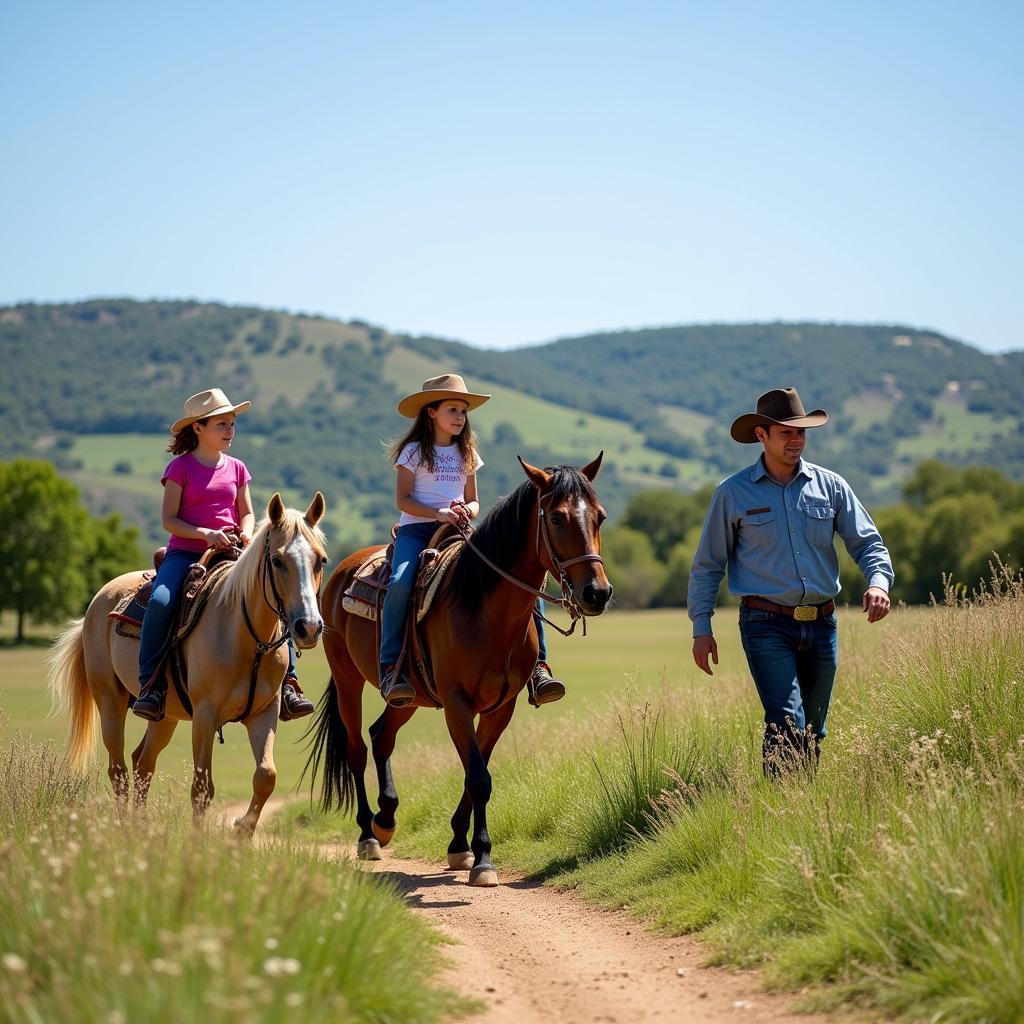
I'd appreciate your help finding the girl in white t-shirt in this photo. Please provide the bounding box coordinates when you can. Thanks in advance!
[378,373,568,710]
[378,374,487,707]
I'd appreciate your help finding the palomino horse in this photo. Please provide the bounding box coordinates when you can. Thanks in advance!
[303,456,612,885]
[48,493,327,832]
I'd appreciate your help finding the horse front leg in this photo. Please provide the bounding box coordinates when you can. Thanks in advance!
[191,706,219,821]
[448,697,516,871]
[444,692,498,887]
[234,700,279,837]
[368,704,416,847]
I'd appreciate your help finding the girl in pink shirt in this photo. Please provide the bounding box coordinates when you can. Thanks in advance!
[133,388,312,723]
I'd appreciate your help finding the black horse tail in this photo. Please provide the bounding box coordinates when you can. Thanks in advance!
[298,676,355,815]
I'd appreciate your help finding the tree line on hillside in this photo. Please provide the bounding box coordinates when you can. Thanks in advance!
[3,457,1018,641]
[5,301,1024,528]
[600,459,1024,610]
[408,325,1024,493]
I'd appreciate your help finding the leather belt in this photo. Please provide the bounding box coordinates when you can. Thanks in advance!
[742,596,835,621]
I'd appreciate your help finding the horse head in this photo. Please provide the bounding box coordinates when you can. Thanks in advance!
[265,492,329,648]
[518,453,613,616]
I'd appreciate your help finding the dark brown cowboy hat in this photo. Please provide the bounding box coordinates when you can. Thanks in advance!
[730,387,829,443]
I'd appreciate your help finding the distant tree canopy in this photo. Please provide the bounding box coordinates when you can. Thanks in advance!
[0,461,141,640]
[605,459,1024,611]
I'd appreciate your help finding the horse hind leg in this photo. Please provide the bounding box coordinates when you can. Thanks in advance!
[368,704,416,849]
[95,687,132,802]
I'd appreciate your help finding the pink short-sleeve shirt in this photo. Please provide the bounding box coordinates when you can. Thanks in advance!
[162,452,252,552]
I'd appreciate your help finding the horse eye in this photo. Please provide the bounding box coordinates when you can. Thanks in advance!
[319,556,328,567]
[549,514,564,527]
[597,511,607,526]
[272,555,286,569]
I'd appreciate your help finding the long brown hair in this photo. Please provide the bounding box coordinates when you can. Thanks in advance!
[166,417,209,456]
[389,402,480,473]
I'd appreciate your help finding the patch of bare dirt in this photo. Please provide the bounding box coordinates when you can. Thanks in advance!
[220,799,821,1024]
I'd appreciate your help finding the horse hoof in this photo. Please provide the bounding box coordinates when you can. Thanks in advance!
[358,838,383,861]
[232,817,254,837]
[447,851,474,871]
[469,866,498,887]
[371,819,396,847]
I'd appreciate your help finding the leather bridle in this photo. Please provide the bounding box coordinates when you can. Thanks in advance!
[453,487,605,637]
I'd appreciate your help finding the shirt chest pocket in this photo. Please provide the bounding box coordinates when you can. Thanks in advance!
[801,501,836,547]
[739,510,777,550]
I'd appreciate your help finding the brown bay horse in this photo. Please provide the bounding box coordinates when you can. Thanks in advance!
[303,456,612,885]
[48,494,328,832]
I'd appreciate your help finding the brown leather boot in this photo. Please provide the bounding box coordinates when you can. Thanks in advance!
[527,661,566,708]
[279,674,314,721]
[380,665,416,708]
[132,674,168,722]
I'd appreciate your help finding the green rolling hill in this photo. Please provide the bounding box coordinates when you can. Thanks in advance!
[2,300,1021,554]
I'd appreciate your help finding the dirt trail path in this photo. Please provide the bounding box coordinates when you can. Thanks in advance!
[220,800,818,1024]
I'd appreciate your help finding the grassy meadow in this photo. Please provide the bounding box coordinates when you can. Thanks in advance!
[309,573,1021,1024]
[1,607,705,802]
[7,584,1023,1022]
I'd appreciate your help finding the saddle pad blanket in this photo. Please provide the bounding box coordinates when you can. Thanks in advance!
[341,539,464,623]
[109,571,157,628]
[107,561,232,641]
[342,551,389,622]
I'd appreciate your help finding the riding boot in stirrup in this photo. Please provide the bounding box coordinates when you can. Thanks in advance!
[279,674,314,721]
[380,665,416,709]
[132,673,168,722]
[527,661,566,708]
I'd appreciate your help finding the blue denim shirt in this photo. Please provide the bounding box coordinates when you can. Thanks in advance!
[687,457,894,637]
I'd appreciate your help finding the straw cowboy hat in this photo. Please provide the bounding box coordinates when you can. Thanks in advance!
[730,387,829,443]
[170,388,252,434]
[397,373,491,419]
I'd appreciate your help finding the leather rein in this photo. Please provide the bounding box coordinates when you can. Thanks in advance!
[452,490,605,638]
[234,531,296,724]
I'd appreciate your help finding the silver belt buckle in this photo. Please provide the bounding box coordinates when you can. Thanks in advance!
[793,605,818,621]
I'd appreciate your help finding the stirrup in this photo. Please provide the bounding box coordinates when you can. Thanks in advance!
[380,667,415,709]
[527,662,566,708]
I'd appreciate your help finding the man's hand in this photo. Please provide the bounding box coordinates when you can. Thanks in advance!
[863,586,890,623]
[692,635,719,676]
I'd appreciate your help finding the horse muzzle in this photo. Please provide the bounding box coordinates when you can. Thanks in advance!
[292,616,324,648]
[579,581,613,615]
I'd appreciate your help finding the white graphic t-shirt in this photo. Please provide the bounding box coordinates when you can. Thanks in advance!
[395,443,484,526]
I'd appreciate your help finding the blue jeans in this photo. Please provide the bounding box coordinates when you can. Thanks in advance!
[379,523,438,671]
[139,549,200,686]
[378,521,549,671]
[739,604,838,773]
[139,547,296,688]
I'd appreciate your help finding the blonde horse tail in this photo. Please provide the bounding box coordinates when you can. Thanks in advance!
[47,618,97,772]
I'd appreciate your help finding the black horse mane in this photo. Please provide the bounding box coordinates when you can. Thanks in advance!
[450,464,598,619]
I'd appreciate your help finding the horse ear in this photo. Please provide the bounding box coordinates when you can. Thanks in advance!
[305,491,326,527]
[268,493,286,527]
[580,451,603,482]
[518,455,551,491]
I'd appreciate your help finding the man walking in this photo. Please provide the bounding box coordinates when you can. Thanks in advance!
[688,387,893,774]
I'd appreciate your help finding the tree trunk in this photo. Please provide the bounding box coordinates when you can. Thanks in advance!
[17,608,25,644]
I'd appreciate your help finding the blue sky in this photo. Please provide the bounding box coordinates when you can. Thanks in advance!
[2,2,1020,351]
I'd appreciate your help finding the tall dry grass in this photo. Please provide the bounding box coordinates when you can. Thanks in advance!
[373,567,1024,1021]
[0,734,466,1023]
